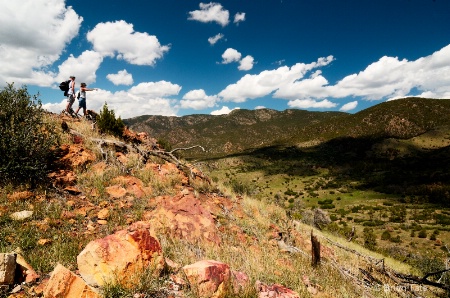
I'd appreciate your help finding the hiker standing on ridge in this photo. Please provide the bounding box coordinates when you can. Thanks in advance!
[75,82,97,117]
[65,75,76,113]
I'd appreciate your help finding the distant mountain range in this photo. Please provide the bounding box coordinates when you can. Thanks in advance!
[124,97,450,158]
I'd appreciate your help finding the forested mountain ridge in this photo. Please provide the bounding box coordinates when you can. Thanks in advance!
[124,97,450,158]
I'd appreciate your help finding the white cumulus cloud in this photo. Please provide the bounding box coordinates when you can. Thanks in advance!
[188,2,229,27]
[222,48,242,64]
[0,0,82,87]
[234,12,246,24]
[218,56,335,102]
[340,101,358,112]
[239,55,255,71]
[288,99,337,109]
[181,89,218,110]
[107,69,134,86]
[87,20,170,66]
[210,106,239,115]
[128,81,181,98]
[56,50,103,85]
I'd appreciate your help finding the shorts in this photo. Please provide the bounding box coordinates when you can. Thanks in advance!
[67,94,75,104]
[78,98,86,110]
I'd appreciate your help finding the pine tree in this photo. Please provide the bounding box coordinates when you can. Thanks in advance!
[97,103,125,138]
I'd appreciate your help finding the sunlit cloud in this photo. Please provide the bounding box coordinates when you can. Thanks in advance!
[210,106,239,115]
[188,2,229,27]
[107,69,134,86]
[208,33,225,45]
[87,20,170,66]
[340,101,358,112]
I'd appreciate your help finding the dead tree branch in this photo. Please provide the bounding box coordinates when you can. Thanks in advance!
[170,145,206,154]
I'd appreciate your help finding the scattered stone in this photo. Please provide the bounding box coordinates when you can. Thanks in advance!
[97,220,107,225]
[0,253,16,285]
[183,260,231,298]
[231,270,250,294]
[64,186,82,195]
[7,191,34,203]
[97,208,109,220]
[58,144,96,168]
[256,280,300,298]
[43,264,100,298]
[15,253,40,283]
[105,185,127,199]
[10,211,33,221]
[37,239,52,246]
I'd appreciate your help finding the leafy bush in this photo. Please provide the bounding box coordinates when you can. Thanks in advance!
[96,102,125,138]
[0,83,59,186]
[381,230,391,241]
[157,138,172,151]
[418,229,427,238]
[363,227,377,250]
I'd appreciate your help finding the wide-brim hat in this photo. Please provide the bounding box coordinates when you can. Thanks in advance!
[81,83,86,87]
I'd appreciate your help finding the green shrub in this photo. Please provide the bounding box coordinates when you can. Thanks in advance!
[381,230,391,241]
[363,227,377,250]
[418,229,427,238]
[96,102,125,138]
[157,138,172,151]
[0,83,59,186]
[390,235,402,243]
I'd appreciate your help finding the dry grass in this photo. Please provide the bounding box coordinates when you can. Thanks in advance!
[2,116,448,298]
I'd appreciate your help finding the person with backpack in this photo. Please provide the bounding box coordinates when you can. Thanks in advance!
[75,82,97,117]
[64,76,76,113]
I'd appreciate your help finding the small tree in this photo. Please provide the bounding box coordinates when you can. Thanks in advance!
[381,230,391,241]
[96,103,125,138]
[0,83,59,186]
[363,227,377,250]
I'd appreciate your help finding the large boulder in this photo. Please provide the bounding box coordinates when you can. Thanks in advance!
[43,264,99,298]
[77,225,164,287]
[144,192,221,245]
[182,260,231,298]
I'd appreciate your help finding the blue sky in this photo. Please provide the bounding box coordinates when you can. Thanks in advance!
[1,0,450,118]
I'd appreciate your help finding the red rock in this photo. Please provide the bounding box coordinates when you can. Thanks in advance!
[256,281,300,298]
[183,260,231,298]
[144,193,221,245]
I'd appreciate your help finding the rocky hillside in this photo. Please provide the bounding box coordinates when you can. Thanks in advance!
[124,108,346,157]
[124,97,450,158]
[3,113,449,297]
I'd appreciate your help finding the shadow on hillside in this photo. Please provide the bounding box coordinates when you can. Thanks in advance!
[202,136,450,206]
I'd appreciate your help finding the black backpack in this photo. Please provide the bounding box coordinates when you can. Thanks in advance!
[59,80,70,92]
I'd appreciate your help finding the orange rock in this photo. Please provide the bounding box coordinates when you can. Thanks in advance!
[97,208,110,220]
[58,144,96,168]
[43,264,99,298]
[7,191,34,203]
[105,185,127,198]
[37,239,52,246]
[77,227,164,287]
